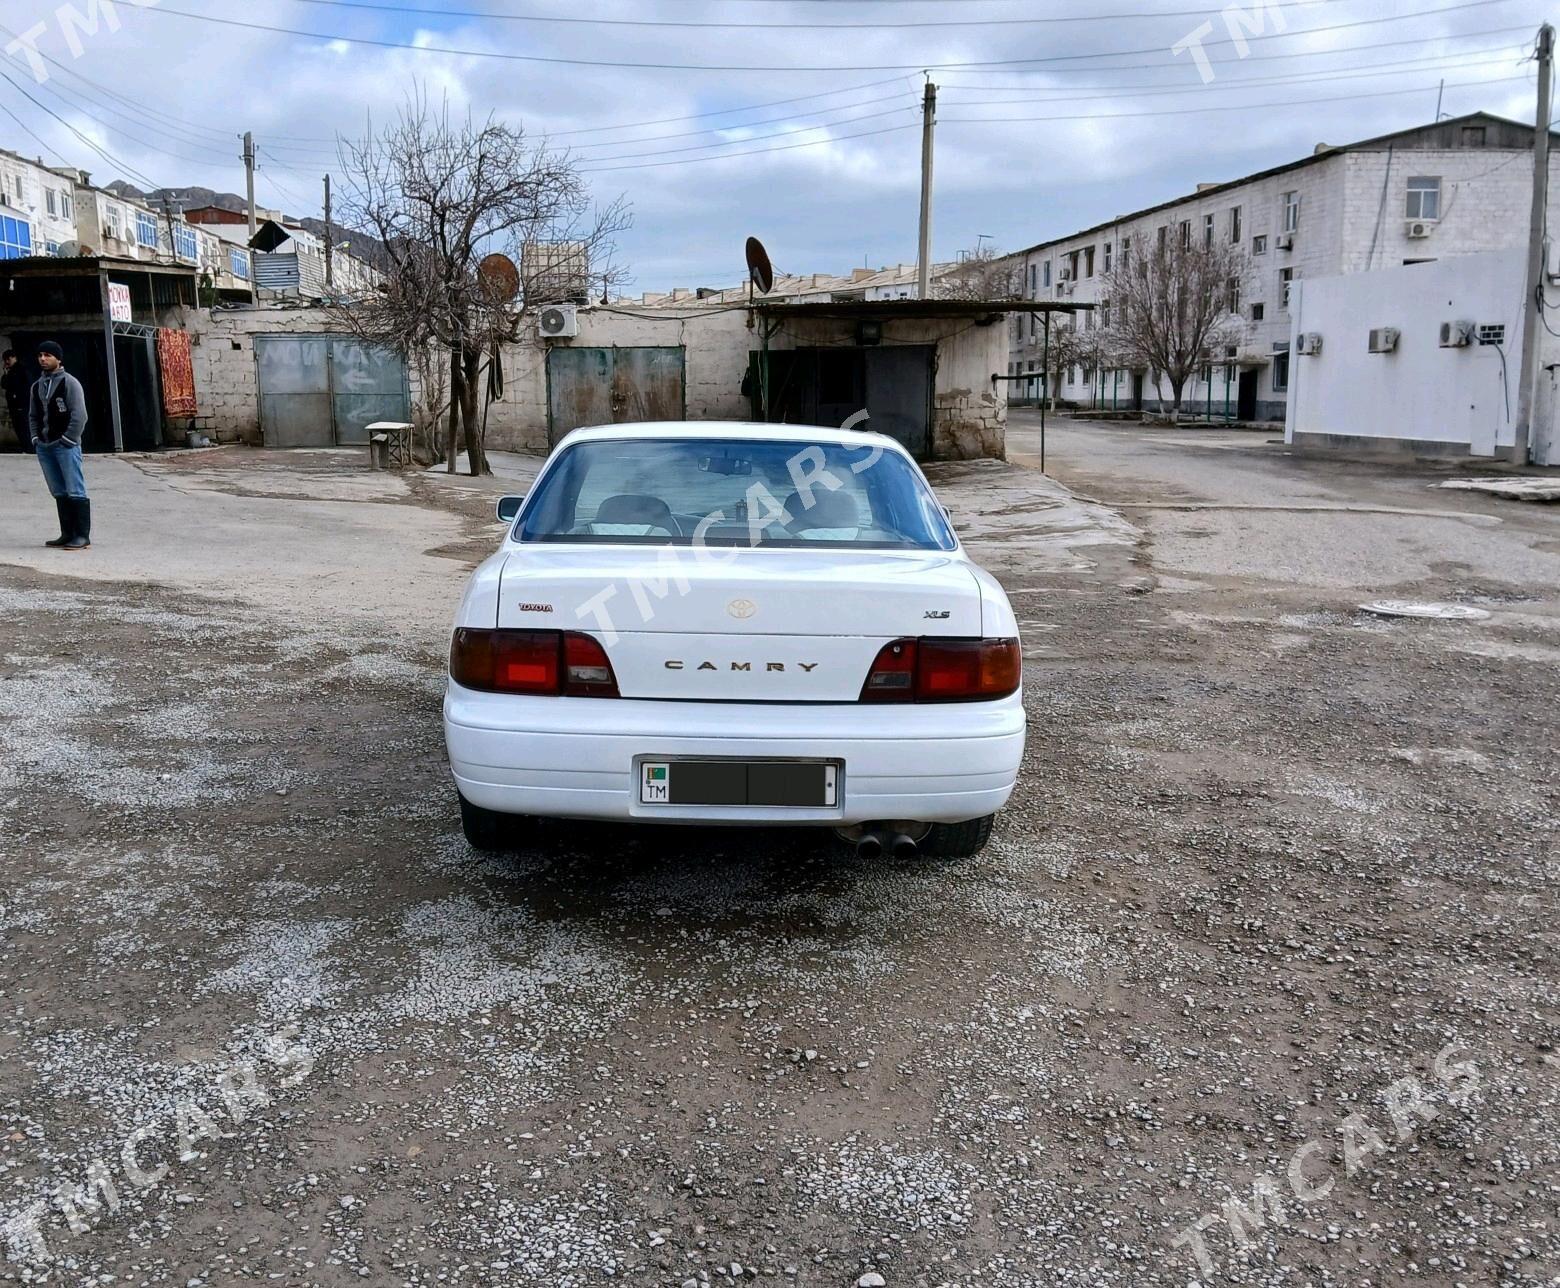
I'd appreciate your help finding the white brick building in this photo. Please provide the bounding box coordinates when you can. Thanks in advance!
[1000,113,1560,423]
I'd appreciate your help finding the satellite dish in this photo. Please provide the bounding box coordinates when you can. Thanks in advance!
[745,236,774,295]
[478,252,521,302]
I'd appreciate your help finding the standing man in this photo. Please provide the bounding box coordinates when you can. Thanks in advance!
[1,350,29,453]
[29,340,91,551]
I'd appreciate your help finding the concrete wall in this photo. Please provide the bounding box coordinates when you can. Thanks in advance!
[170,300,1007,459]
[481,305,1007,460]
[1285,249,1540,459]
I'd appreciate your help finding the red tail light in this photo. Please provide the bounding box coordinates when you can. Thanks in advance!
[860,637,1021,703]
[562,632,619,697]
[450,629,619,698]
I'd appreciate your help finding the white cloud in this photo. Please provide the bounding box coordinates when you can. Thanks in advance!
[3,0,1549,288]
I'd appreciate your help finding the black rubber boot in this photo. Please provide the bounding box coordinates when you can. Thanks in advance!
[44,496,70,547]
[61,498,90,550]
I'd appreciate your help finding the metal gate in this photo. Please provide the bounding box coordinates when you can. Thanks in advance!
[546,345,686,444]
[255,335,409,447]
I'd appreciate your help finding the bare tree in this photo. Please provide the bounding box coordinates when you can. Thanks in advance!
[1101,233,1247,422]
[330,93,629,474]
[1039,318,1090,413]
[935,245,1019,301]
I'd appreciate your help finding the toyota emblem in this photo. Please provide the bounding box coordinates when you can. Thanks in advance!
[727,598,757,620]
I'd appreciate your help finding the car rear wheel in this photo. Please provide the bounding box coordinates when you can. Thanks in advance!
[459,793,523,852]
[922,814,996,858]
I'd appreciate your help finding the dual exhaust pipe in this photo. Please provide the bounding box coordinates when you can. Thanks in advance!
[855,828,919,860]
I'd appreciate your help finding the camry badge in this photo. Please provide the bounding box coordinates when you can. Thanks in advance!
[727,598,758,620]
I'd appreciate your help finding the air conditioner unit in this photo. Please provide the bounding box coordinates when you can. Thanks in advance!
[537,303,578,339]
[1405,220,1435,239]
[1439,319,1475,348]
[1275,233,1295,251]
[1297,332,1323,356]
[1368,326,1401,353]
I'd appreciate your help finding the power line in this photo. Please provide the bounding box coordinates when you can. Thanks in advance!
[940,71,1530,124]
[0,66,165,194]
[940,50,1527,105]
[570,100,919,156]
[138,0,1516,75]
[577,122,918,173]
[277,0,1356,30]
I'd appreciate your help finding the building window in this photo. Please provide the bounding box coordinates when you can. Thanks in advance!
[1203,213,1214,248]
[62,193,72,221]
[1179,219,1191,247]
[1084,245,1095,277]
[1042,260,1051,288]
[45,240,60,256]
[135,210,159,248]
[1120,235,1130,267]
[45,188,56,216]
[1227,277,1240,313]
[1157,225,1168,251]
[1462,125,1487,146]
[1252,234,1267,255]
[1272,342,1290,392]
[1028,263,1037,294]
[229,247,250,280]
[1230,206,1242,243]
[1103,241,1112,273]
[1101,298,1110,329]
[1251,301,1265,321]
[1279,267,1294,308]
[12,176,21,202]
[173,224,199,262]
[1282,191,1300,234]
[1406,176,1441,221]
[103,205,122,241]
[0,215,32,259]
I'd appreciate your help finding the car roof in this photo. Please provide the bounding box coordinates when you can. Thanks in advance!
[554,421,905,452]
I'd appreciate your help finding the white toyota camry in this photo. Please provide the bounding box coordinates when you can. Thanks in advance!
[442,421,1024,859]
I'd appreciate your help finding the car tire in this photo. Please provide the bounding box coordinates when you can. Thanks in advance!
[922,814,996,858]
[459,792,520,852]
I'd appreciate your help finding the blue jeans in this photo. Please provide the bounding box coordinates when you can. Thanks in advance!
[35,438,87,499]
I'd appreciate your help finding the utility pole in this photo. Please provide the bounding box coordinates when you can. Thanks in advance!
[242,131,257,242]
[1514,22,1554,469]
[917,80,937,301]
[323,173,334,289]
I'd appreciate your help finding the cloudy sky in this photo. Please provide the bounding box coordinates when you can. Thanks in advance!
[0,0,1549,291]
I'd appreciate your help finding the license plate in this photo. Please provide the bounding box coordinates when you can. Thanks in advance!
[639,760,838,807]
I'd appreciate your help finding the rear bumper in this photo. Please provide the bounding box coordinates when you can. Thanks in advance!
[443,683,1025,825]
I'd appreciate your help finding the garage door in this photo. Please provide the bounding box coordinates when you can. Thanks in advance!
[547,346,686,444]
[256,336,409,447]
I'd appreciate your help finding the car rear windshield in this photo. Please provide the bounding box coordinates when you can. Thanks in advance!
[515,437,957,550]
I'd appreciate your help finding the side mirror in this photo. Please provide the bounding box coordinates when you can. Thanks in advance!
[496,494,524,523]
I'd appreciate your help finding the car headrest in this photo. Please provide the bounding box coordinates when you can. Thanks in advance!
[594,493,675,530]
[784,488,858,531]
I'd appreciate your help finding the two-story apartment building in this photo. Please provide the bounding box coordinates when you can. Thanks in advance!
[0,150,78,257]
[1002,112,1559,423]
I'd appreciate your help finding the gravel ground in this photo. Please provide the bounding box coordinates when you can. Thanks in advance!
[0,439,1557,1288]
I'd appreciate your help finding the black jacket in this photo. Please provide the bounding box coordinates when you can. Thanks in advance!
[0,364,26,420]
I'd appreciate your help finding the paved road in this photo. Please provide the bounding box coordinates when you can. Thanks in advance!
[0,440,1557,1287]
[1011,413,1560,596]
